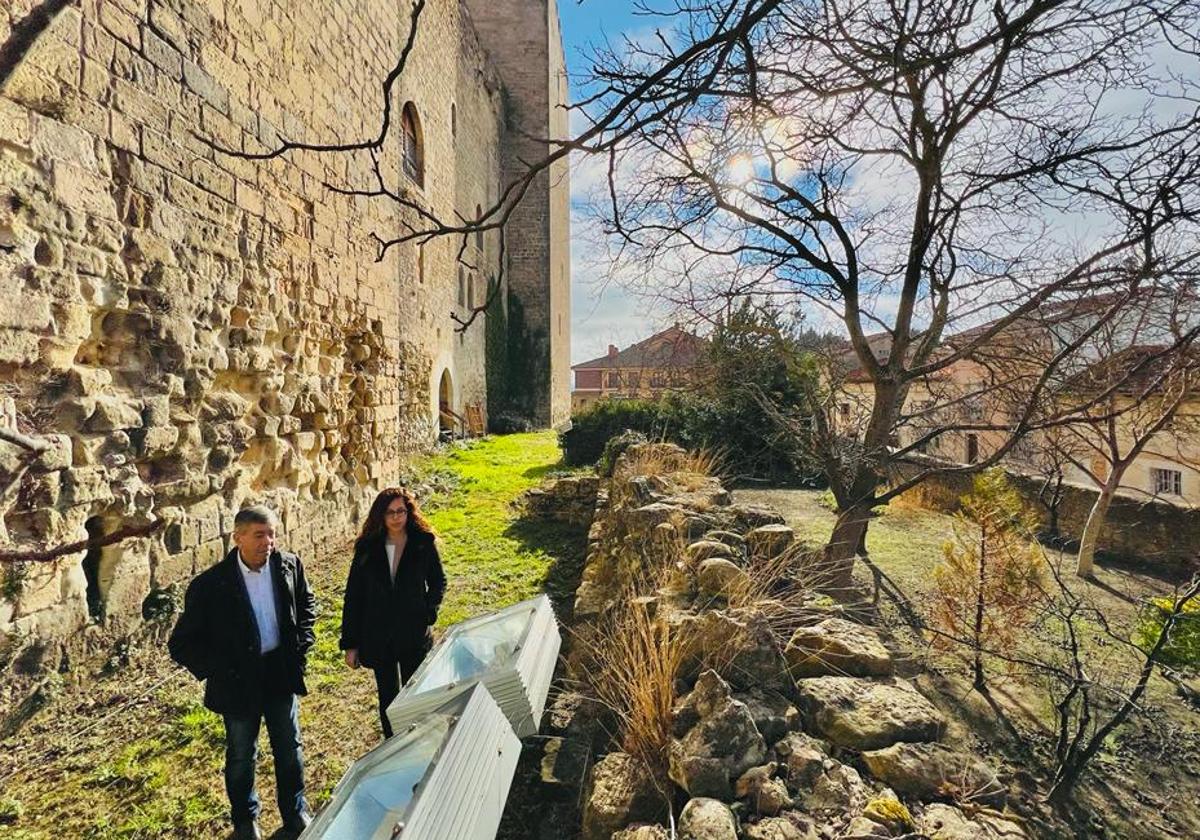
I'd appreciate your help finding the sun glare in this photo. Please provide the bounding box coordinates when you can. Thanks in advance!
[727,155,755,185]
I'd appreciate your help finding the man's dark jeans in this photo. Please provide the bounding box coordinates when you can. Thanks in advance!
[223,693,309,827]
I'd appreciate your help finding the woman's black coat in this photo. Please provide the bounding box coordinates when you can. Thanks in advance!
[339,530,447,670]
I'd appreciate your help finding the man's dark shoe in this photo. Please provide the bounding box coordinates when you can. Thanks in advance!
[282,811,313,837]
[232,821,262,840]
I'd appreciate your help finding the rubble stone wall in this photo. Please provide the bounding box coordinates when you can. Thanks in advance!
[892,461,1200,568]
[0,0,516,669]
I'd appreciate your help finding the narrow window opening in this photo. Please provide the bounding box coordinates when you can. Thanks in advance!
[83,517,105,622]
[401,102,424,187]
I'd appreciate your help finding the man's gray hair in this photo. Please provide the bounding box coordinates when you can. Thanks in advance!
[234,504,278,530]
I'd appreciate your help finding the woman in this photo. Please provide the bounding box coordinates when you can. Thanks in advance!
[340,487,447,738]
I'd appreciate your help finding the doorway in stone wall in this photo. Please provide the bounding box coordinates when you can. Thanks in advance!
[438,369,454,440]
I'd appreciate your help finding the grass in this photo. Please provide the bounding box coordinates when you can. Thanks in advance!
[421,432,584,625]
[0,432,583,839]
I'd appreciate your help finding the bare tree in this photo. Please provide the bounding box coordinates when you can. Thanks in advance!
[1033,563,1200,804]
[571,0,1200,591]
[1037,292,1200,576]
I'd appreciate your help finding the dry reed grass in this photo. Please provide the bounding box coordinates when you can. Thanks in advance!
[729,541,849,642]
[615,443,725,488]
[571,568,689,787]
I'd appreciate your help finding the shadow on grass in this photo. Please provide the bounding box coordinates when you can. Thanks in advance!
[504,516,589,626]
[521,461,568,482]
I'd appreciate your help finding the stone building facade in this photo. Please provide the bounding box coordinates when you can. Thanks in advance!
[0,0,569,670]
[464,0,572,428]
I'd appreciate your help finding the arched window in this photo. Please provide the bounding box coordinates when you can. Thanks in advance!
[475,204,484,252]
[457,266,465,307]
[451,103,457,141]
[467,273,475,309]
[401,102,424,187]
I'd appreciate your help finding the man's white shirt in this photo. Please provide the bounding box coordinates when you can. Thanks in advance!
[237,552,280,654]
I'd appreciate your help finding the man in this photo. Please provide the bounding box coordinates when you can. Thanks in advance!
[169,505,316,840]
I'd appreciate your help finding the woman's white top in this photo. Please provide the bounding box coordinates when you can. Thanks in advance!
[385,541,397,580]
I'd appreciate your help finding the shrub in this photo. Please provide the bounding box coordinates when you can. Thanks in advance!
[560,400,668,466]
[597,430,650,477]
[1135,594,1200,670]
[562,393,821,483]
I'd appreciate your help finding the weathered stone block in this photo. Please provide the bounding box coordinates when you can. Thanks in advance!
[796,677,947,751]
[84,396,144,432]
[581,752,665,840]
[141,29,183,79]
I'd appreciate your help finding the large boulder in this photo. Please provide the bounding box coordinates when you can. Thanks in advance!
[581,752,666,840]
[918,803,1029,839]
[679,608,790,691]
[670,670,768,799]
[703,530,748,555]
[746,524,795,560]
[687,539,738,564]
[727,503,786,530]
[785,618,894,678]
[796,677,947,750]
[802,759,872,812]
[860,742,1005,806]
[678,798,739,840]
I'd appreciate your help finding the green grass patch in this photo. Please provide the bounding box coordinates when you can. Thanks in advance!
[421,432,585,624]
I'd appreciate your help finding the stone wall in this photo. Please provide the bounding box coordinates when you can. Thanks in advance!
[545,445,1030,840]
[522,474,600,528]
[892,461,1200,568]
[0,0,556,671]
[463,0,571,429]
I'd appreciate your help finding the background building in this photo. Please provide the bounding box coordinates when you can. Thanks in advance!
[571,325,709,412]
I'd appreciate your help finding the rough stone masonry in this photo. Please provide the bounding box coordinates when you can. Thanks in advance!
[0,0,570,673]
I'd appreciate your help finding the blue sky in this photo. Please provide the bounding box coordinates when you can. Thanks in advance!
[557,2,673,365]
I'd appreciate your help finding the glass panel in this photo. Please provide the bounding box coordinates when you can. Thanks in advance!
[409,607,536,694]
[318,697,464,839]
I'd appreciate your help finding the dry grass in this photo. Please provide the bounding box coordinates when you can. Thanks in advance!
[572,591,688,785]
[730,541,849,640]
[615,443,724,486]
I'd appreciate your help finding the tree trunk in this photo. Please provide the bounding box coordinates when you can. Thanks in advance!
[973,527,988,692]
[824,502,872,599]
[1076,475,1120,578]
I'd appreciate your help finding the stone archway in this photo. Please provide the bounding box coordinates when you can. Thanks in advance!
[437,368,454,438]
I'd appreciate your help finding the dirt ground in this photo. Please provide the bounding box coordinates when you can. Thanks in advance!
[736,487,1200,840]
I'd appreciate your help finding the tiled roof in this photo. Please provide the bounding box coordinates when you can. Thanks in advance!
[572,326,710,371]
[1068,344,1199,396]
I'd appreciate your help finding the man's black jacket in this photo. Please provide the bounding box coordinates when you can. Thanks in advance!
[339,531,446,670]
[168,549,316,715]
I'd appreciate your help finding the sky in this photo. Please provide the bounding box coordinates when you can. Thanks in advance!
[556,2,671,366]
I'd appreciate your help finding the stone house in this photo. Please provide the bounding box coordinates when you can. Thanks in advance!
[570,324,710,413]
[0,0,569,668]
[834,295,1200,507]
